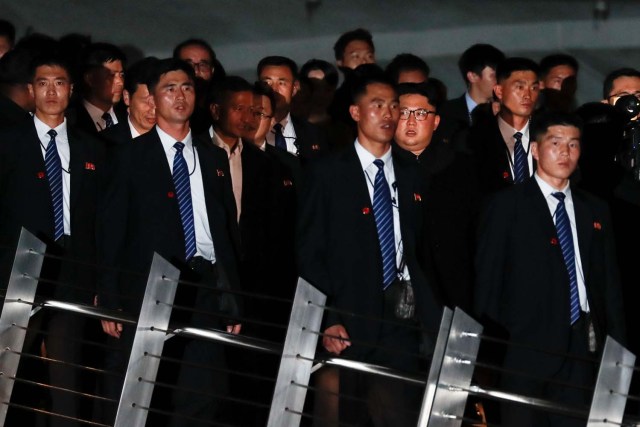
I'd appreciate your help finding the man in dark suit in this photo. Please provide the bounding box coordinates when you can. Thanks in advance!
[68,42,126,135]
[97,59,241,426]
[394,82,480,313]
[0,53,105,427]
[298,74,442,426]
[100,57,158,146]
[257,56,327,161]
[0,48,34,129]
[467,57,541,194]
[474,111,626,427]
[438,44,505,141]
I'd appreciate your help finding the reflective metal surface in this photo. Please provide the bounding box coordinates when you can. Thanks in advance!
[114,253,180,427]
[0,228,46,425]
[174,326,281,354]
[588,337,636,426]
[267,278,326,427]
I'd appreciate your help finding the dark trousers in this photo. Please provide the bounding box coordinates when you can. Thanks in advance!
[501,313,594,427]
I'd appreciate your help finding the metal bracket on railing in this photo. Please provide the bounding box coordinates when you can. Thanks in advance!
[267,278,326,427]
[421,307,483,427]
[0,228,46,425]
[114,253,180,427]
[587,336,636,426]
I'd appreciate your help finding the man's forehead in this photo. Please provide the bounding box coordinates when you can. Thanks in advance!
[399,93,433,107]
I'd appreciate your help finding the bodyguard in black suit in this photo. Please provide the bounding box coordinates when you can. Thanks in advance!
[467,57,541,195]
[97,59,241,426]
[298,75,442,426]
[0,48,34,130]
[0,54,105,427]
[474,112,626,427]
[257,56,327,162]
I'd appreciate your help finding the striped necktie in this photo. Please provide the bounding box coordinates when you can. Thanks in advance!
[552,192,580,325]
[372,159,397,289]
[45,129,64,241]
[273,123,287,151]
[513,131,529,183]
[102,112,114,129]
[173,142,197,260]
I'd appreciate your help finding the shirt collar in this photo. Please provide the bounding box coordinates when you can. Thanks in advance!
[127,116,141,138]
[83,99,113,124]
[34,115,67,143]
[156,125,192,154]
[535,172,572,199]
[354,138,392,172]
[464,91,478,115]
[211,128,242,155]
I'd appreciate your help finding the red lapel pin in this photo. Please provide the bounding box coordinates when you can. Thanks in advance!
[283,179,293,187]
[362,207,370,215]
[503,171,510,180]
[84,162,96,171]
[550,237,558,246]
[311,144,320,151]
[37,171,45,179]
[593,221,602,230]
[167,191,175,198]
[216,169,224,177]
[414,193,422,202]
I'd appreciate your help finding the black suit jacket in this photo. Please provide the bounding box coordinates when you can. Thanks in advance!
[67,100,128,136]
[437,94,470,142]
[474,178,626,382]
[0,95,31,130]
[297,143,442,362]
[0,119,106,302]
[98,126,241,316]
[99,121,133,146]
[467,116,537,195]
[290,116,328,161]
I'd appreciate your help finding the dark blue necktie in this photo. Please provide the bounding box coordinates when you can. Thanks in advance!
[102,112,114,129]
[273,123,287,151]
[173,142,197,260]
[513,131,529,183]
[372,159,396,289]
[552,192,580,325]
[45,129,64,241]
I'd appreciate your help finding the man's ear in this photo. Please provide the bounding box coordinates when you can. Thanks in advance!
[467,71,479,84]
[292,80,300,98]
[531,141,539,161]
[433,114,441,130]
[349,105,360,122]
[123,89,131,107]
[494,84,503,102]
[336,59,343,68]
[210,103,220,121]
[27,83,34,99]
[69,83,74,98]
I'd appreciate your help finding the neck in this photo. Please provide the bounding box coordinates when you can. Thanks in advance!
[130,118,150,136]
[213,126,239,148]
[499,109,529,130]
[85,96,111,113]
[468,85,490,104]
[36,111,65,129]
[358,136,391,159]
[274,107,289,123]
[157,118,190,141]
[540,173,569,191]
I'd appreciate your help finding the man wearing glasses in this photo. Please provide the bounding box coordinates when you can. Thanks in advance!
[602,67,640,120]
[394,82,480,314]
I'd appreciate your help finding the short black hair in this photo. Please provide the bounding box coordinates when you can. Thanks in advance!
[172,38,216,62]
[385,53,430,84]
[207,75,253,107]
[300,58,339,88]
[146,58,195,94]
[602,67,640,100]
[80,42,127,73]
[396,81,443,110]
[350,66,394,105]
[458,44,505,84]
[252,80,276,114]
[124,57,159,95]
[0,19,16,46]
[496,57,540,83]
[333,28,374,61]
[530,110,583,143]
[0,48,37,85]
[539,53,579,79]
[29,53,73,83]
[257,56,299,80]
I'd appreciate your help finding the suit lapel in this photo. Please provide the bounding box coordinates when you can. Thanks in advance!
[342,144,375,219]
[68,128,85,216]
[572,190,592,281]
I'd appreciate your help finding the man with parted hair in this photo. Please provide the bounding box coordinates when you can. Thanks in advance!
[474,111,625,427]
[438,43,505,139]
[385,53,430,84]
[537,53,579,112]
[601,67,640,120]
[0,47,35,129]
[70,42,127,134]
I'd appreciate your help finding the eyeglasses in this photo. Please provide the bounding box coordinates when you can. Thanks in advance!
[399,108,436,121]
[185,60,213,71]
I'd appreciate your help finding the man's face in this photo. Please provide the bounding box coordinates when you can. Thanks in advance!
[606,76,640,106]
[494,70,540,119]
[395,94,440,155]
[211,90,254,141]
[469,66,498,102]
[541,65,576,91]
[150,70,195,126]
[86,59,125,105]
[124,83,156,133]
[531,124,580,187]
[337,40,375,70]
[397,69,427,84]
[0,35,11,58]
[259,65,299,112]
[29,65,73,119]
[349,82,399,146]
[245,94,275,145]
[178,44,214,82]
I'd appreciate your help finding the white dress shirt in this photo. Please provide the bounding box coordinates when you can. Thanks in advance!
[535,174,589,312]
[354,140,410,281]
[498,116,534,178]
[266,112,298,156]
[156,126,216,263]
[83,100,118,132]
[35,116,71,236]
